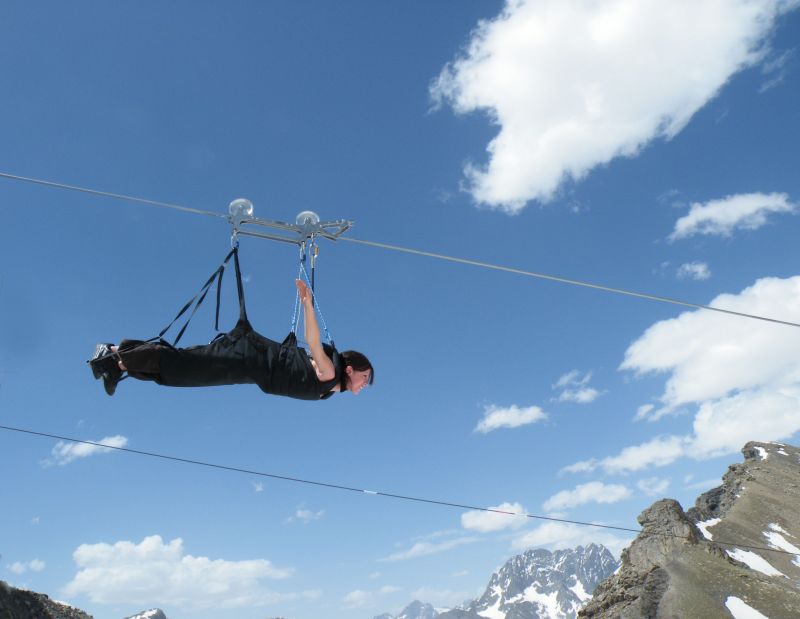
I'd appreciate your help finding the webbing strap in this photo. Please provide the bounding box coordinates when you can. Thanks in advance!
[298,261,334,346]
[233,247,248,323]
[155,248,238,347]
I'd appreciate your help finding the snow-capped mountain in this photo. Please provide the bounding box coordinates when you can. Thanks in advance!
[376,599,440,619]
[124,609,168,619]
[455,544,618,619]
[375,544,619,619]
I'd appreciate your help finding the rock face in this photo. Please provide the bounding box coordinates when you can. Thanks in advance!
[579,441,800,619]
[0,580,93,619]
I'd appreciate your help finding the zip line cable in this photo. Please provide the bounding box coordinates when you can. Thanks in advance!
[1,170,798,328]
[338,237,800,329]
[0,171,226,220]
[0,423,794,558]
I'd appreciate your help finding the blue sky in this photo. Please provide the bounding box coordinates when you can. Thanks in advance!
[1,1,800,618]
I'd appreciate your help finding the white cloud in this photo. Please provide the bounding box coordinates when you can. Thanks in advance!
[553,370,602,403]
[62,535,295,610]
[44,435,128,466]
[379,537,479,562]
[637,477,671,496]
[677,262,712,281]
[474,403,547,433]
[287,508,325,524]
[512,521,631,556]
[543,482,631,511]
[252,482,264,493]
[432,0,796,211]
[670,192,796,240]
[759,49,794,92]
[565,435,689,475]
[461,502,528,532]
[571,275,800,475]
[634,404,655,421]
[342,586,401,609]
[9,559,45,575]
[342,590,372,609]
[559,458,599,475]
[559,387,601,404]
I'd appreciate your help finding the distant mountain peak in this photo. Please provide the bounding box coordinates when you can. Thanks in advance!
[376,544,619,619]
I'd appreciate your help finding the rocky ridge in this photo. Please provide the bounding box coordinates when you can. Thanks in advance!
[579,441,800,619]
[0,580,93,619]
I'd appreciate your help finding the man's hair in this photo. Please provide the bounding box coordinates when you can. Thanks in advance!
[341,350,374,385]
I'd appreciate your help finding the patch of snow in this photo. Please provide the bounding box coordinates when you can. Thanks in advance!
[725,596,770,619]
[570,579,590,602]
[726,548,786,578]
[478,592,505,619]
[753,446,769,460]
[777,448,788,456]
[764,531,800,554]
[697,518,721,540]
[768,523,791,537]
[522,584,561,619]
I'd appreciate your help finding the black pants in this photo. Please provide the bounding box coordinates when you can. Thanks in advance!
[118,320,322,399]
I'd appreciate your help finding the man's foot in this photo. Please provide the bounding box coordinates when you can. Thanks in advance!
[88,343,122,395]
[89,343,116,379]
[102,366,123,396]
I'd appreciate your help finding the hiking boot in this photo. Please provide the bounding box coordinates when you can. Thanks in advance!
[102,366,123,396]
[89,343,116,379]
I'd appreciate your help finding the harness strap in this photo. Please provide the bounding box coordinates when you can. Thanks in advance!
[155,247,238,347]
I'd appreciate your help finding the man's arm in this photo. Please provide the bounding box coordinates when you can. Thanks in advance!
[295,280,336,381]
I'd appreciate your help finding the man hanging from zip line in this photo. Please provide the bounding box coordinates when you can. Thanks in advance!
[89,273,373,400]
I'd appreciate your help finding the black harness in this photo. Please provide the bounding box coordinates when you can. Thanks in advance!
[121,248,343,400]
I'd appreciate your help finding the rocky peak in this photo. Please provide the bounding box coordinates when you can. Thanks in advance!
[580,441,800,619]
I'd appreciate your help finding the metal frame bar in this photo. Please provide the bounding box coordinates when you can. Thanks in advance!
[228,200,352,246]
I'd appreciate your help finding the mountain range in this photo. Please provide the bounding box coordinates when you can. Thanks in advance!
[376,543,619,619]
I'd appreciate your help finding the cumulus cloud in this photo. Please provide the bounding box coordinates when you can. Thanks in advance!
[621,276,800,412]
[637,477,671,496]
[567,275,800,475]
[44,435,128,466]
[432,0,796,211]
[380,536,479,562]
[677,262,712,281]
[461,502,529,532]
[9,559,45,574]
[560,458,599,475]
[553,370,602,403]
[670,192,796,240]
[543,482,631,511]
[474,403,547,433]
[62,535,297,610]
[512,521,631,557]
